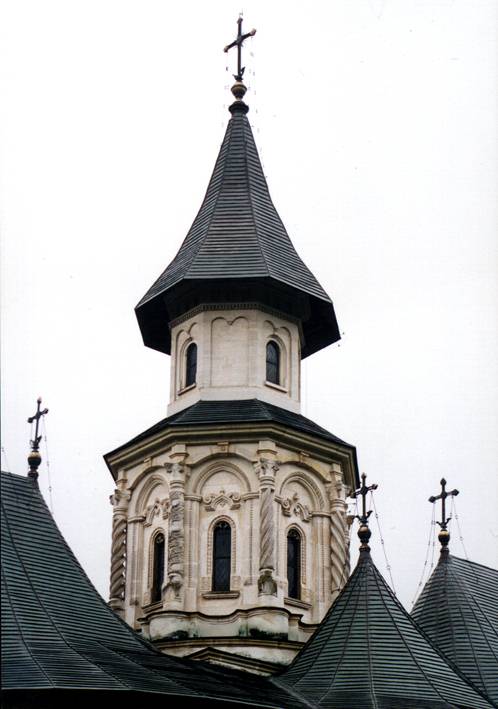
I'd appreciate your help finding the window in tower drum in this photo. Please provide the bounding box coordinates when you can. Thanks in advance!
[266,340,280,385]
[185,342,197,388]
[212,521,231,592]
[151,532,165,603]
[287,528,301,600]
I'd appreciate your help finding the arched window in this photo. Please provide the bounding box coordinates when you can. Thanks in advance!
[287,529,301,599]
[266,340,280,385]
[212,521,231,593]
[185,342,197,388]
[151,532,165,603]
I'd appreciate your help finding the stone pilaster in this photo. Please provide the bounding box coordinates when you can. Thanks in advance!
[109,485,131,614]
[255,445,279,596]
[328,465,350,600]
[164,447,188,604]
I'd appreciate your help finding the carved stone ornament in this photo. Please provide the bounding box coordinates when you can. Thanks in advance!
[202,489,241,511]
[280,492,312,522]
[258,569,277,596]
[143,497,170,526]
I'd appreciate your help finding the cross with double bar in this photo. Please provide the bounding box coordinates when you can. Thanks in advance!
[224,16,256,82]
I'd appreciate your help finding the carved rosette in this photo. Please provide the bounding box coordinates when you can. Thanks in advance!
[109,487,131,611]
[329,483,350,597]
[255,458,279,594]
[164,462,186,601]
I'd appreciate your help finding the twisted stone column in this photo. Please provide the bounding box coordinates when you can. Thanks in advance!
[164,461,186,602]
[330,497,350,596]
[109,487,131,613]
[256,458,279,595]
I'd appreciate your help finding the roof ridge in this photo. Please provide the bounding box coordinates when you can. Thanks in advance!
[451,555,498,574]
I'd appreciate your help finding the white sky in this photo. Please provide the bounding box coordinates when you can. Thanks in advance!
[1,0,497,609]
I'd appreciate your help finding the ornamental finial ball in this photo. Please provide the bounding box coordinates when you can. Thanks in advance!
[231,81,247,101]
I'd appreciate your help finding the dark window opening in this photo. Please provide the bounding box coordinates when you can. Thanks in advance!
[266,340,280,385]
[287,529,301,600]
[185,342,197,388]
[151,533,165,603]
[212,521,231,592]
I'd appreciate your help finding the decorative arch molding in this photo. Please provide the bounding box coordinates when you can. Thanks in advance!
[207,515,237,577]
[278,471,325,512]
[286,522,307,587]
[132,470,169,516]
[191,460,252,496]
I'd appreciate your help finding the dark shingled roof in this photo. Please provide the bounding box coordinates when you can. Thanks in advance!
[105,399,358,474]
[274,547,495,709]
[0,471,305,708]
[135,101,340,358]
[411,553,498,707]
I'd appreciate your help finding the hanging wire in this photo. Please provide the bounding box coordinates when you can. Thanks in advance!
[370,491,397,595]
[451,495,470,561]
[1,445,11,472]
[411,504,436,607]
[41,416,54,514]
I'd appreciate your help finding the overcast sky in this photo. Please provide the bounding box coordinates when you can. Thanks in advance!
[1,0,497,609]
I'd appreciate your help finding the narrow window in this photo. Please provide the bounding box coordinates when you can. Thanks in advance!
[212,521,231,592]
[266,340,280,385]
[151,532,165,603]
[287,529,301,599]
[185,342,197,388]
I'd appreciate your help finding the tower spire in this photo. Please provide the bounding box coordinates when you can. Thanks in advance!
[224,15,256,103]
[27,397,48,481]
[429,478,459,554]
[353,472,378,552]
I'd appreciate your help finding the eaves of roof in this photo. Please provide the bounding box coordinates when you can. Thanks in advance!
[103,399,359,489]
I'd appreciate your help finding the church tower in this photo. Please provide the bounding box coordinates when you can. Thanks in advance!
[105,20,358,673]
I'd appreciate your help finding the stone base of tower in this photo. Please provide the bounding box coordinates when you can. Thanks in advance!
[105,399,358,675]
[139,606,318,674]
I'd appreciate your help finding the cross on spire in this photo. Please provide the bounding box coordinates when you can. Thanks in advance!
[224,16,256,84]
[27,397,48,481]
[353,473,378,551]
[429,478,459,553]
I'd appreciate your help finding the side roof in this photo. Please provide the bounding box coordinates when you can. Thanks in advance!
[273,547,495,709]
[411,553,498,707]
[104,398,359,487]
[0,471,303,708]
[135,100,340,358]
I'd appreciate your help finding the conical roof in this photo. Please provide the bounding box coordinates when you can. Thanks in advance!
[412,553,498,707]
[135,100,340,358]
[273,547,494,709]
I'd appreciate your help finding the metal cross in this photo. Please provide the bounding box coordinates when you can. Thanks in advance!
[27,397,49,453]
[429,478,459,531]
[354,473,378,525]
[224,16,256,82]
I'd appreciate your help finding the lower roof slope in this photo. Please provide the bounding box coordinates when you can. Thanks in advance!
[0,471,303,708]
[105,398,357,466]
[273,547,495,709]
[411,553,498,707]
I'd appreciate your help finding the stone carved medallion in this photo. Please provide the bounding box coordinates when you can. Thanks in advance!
[143,497,170,526]
[202,489,241,511]
[279,491,312,522]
